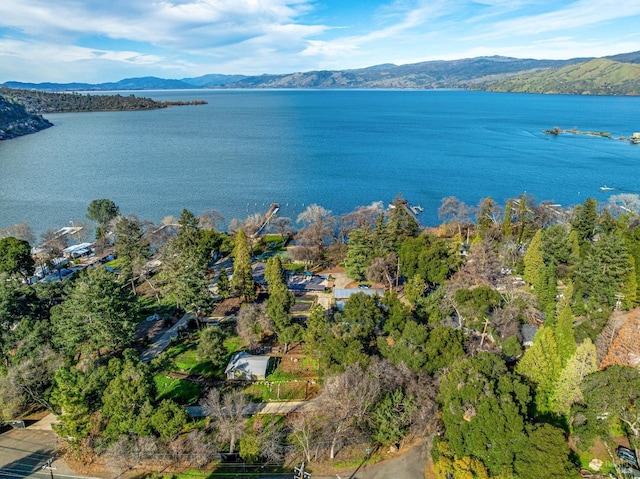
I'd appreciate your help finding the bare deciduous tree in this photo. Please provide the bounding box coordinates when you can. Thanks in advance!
[201,388,247,454]
[438,196,471,236]
[294,204,335,265]
[271,217,291,242]
[236,303,273,349]
[199,210,224,230]
[289,413,322,463]
[0,222,35,244]
[318,363,382,459]
[184,430,218,467]
[366,253,398,290]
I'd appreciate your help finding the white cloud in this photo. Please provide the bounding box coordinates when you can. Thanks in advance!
[471,0,640,39]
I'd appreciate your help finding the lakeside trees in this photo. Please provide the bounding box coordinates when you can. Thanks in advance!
[2,193,640,477]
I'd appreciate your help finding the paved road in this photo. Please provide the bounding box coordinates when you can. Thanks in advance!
[0,428,90,479]
[140,312,193,363]
[186,399,320,418]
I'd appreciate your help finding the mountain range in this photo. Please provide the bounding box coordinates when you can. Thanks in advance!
[3,51,640,95]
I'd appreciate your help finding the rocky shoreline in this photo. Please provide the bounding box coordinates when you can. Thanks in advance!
[0,96,53,140]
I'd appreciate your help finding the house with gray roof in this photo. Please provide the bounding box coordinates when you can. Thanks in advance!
[225,351,273,380]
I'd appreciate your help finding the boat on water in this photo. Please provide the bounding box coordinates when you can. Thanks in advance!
[600,185,615,191]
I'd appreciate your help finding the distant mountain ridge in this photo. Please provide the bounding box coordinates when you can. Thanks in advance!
[2,51,639,95]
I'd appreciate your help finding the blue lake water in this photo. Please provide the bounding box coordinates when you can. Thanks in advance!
[1,89,640,236]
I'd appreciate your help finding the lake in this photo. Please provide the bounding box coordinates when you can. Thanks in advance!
[1,89,640,237]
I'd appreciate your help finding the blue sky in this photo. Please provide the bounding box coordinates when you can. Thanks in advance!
[2,0,640,83]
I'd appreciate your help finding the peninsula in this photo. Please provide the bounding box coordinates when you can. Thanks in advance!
[0,87,207,140]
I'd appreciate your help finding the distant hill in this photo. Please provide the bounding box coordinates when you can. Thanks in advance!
[4,76,195,92]
[0,94,52,140]
[481,58,640,95]
[181,73,248,87]
[2,51,640,95]
[219,56,585,89]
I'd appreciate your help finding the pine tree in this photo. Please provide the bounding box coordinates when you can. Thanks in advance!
[516,326,561,414]
[216,268,231,298]
[571,197,597,244]
[501,201,513,237]
[523,229,544,287]
[623,254,638,309]
[265,255,285,290]
[549,339,597,417]
[555,304,576,367]
[231,229,256,302]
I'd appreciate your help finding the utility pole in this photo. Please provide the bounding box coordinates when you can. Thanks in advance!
[479,317,491,348]
[294,461,311,479]
[41,457,56,479]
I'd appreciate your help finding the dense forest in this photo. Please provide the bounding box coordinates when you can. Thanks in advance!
[1,193,640,478]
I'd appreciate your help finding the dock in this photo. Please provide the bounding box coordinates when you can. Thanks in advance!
[253,202,280,237]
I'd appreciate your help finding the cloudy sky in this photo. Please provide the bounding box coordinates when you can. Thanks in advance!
[2,0,640,83]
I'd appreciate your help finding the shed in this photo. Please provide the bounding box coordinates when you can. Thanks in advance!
[334,288,384,300]
[62,242,94,258]
[334,288,385,311]
[225,352,273,381]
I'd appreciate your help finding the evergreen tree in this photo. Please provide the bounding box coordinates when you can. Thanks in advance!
[101,358,155,439]
[51,267,137,358]
[50,367,93,443]
[576,232,632,308]
[523,229,544,287]
[571,197,597,244]
[216,268,231,298]
[549,339,597,417]
[344,229,374,280]
[197,326,227,369]
[114,215,150,292]
[439,353,531,476]
[501,201,513,237]
[554,304,576,367]
[516,326,561,414]
[265,255,285,290]
[231,229,256,302]
[266,282,295,339]
[623,254,638,309]
[0,236,35,279]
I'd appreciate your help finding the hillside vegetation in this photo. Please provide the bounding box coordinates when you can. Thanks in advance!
[482,58,640,95]
[0,87,168,114]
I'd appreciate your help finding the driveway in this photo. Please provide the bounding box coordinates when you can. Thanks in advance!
[140,312,193,363]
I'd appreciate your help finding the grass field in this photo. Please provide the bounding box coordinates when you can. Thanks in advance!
[154,374,201,404]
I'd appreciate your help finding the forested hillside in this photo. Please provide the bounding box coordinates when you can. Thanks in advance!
[1,86,168,114]
[1,193,640,478]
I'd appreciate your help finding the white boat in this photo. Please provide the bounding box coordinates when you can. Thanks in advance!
[600,185,615,191]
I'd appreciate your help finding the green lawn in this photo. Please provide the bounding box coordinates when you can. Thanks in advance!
[161,332,243,379]
[154,374,201,405]
[243,380,313,402]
